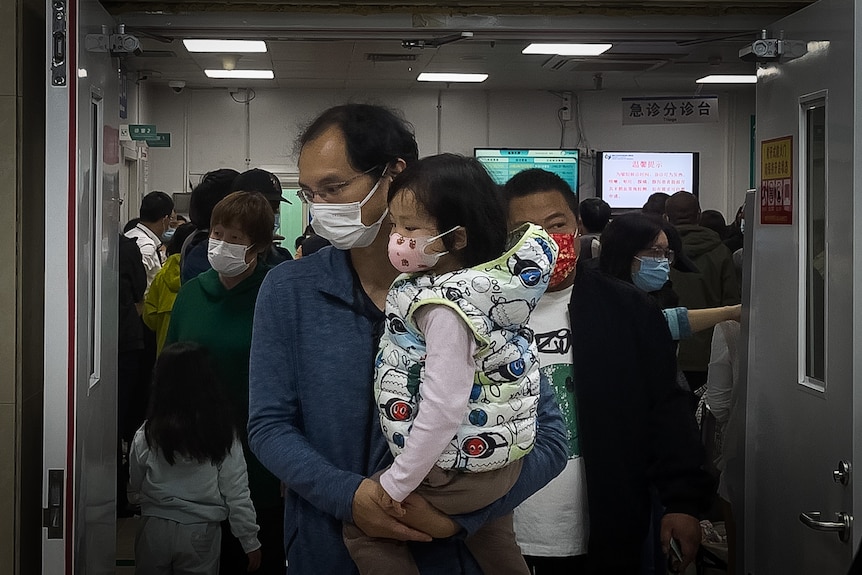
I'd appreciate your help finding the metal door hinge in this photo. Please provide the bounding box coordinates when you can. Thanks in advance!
[51,1,66,86]
[85,24,141,56]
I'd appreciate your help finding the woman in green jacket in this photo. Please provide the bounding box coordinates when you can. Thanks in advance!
[165,191,283,574]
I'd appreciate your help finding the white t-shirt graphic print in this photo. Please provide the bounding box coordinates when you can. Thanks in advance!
[513,285,589,557]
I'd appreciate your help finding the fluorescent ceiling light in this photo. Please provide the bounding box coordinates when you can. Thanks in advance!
[523,43,612,56]
[417,73,488,83]
[205,69,274,79]
[696,74,757,84]
[184,39,267,53]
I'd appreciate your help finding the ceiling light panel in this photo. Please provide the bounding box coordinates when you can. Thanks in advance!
[204,69,274,79]
[523,43,612,56]
[184,39,267,53]
[696,74,757,83]
[417,73,488,82]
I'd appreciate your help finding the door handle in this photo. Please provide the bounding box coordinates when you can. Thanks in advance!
[799,511,853,542]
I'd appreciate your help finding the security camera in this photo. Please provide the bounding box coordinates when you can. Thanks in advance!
[739,39,781,62]
[739,30,807,63]
[168,80,186,93]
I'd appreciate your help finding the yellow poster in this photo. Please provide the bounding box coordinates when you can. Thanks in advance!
[760,136,793,225]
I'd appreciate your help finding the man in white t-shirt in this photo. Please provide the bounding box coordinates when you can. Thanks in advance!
[505,169,713,575]
[124,191,175,290]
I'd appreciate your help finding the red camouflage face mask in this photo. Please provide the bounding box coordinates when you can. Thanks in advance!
[549,232,578,288]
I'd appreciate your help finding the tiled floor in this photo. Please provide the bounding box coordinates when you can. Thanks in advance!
[115,516,724,574]
[116,516,139,574]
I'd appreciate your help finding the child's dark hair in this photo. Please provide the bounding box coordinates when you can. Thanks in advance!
[388,153,507,267]
[144,342,236,466]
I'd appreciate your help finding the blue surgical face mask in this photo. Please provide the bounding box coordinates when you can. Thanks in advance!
[632,256,670,292]
[161,227,176,243]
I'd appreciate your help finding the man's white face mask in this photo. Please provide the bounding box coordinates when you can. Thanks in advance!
[309,170,388,250]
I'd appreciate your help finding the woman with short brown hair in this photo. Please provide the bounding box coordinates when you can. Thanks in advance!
[165,191,284,573]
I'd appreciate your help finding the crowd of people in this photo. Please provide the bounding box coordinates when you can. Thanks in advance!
[119,102,748,575]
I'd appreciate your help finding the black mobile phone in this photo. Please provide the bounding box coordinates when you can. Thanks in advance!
[667,538,683,573]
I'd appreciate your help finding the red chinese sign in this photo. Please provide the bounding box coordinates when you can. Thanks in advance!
[760,136,793,225]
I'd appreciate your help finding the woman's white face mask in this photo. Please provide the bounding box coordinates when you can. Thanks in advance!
[207,238,252,277]
[309,170,388,250]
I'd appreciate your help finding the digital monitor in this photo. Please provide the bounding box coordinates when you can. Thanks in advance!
[172,192,192,215]
[475,148,579,194]
[597,151,699,210]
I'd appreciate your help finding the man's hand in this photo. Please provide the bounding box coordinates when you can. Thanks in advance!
[378,487,406,518]
[352,479,432,542]
[399,492,460,539]
[660,513,702,572]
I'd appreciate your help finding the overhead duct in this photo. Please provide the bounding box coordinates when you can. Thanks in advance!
[541,55,670,73]
[366,53,419,62]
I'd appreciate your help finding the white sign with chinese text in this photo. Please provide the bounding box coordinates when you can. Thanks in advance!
[621,96,719,125]
[600,152,698,209]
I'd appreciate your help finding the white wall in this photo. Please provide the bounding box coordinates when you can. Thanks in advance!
[143,85,755,219]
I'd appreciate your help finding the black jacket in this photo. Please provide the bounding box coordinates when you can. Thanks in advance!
[671,224,741,372]
[118,234,147,353]
[569,264,713,553]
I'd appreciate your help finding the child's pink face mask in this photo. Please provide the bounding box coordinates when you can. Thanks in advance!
[387,227,459,273]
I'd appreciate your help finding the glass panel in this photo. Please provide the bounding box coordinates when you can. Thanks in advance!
[88,97,102,385]
[805,104,826,382]
[89,101,98,379]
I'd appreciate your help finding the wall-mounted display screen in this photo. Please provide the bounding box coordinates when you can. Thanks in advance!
[597,151,699,210]
[172,192,191,215]
[475,148,579,194]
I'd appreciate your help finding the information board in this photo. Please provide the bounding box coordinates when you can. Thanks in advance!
[475,149,579,193]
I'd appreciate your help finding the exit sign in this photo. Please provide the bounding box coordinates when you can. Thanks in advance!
[129,124,158,141]
[148,133,171,148]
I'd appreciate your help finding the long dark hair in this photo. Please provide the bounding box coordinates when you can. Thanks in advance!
[599,212,665,283]
[144,342,236,465]
[388,153,507,267]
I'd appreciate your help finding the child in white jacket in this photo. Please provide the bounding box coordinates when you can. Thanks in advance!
[129,342,262,574]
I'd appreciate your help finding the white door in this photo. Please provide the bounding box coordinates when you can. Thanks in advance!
[42,0,120,571]
[745,0,859,572]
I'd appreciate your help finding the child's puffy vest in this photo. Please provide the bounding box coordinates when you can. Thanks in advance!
[374,224,557,472]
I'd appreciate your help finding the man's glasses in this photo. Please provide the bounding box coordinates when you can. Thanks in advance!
[638,247,675,264]
[296,165,380,203]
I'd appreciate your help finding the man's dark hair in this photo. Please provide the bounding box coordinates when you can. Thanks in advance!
[189,168,240,229]
[166,222,196,257]
[389,153,507,267]
[665,191,701,225]
[700,209,727,239]
[642,192,670,216]
[231,168,286,213]
[502,168,578,218]
[123,218,141,234]
[579,197,612,234]
[299,104,420,176]
[300,234,331,257]
[139,191,174,222]
[599,212,666,284]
